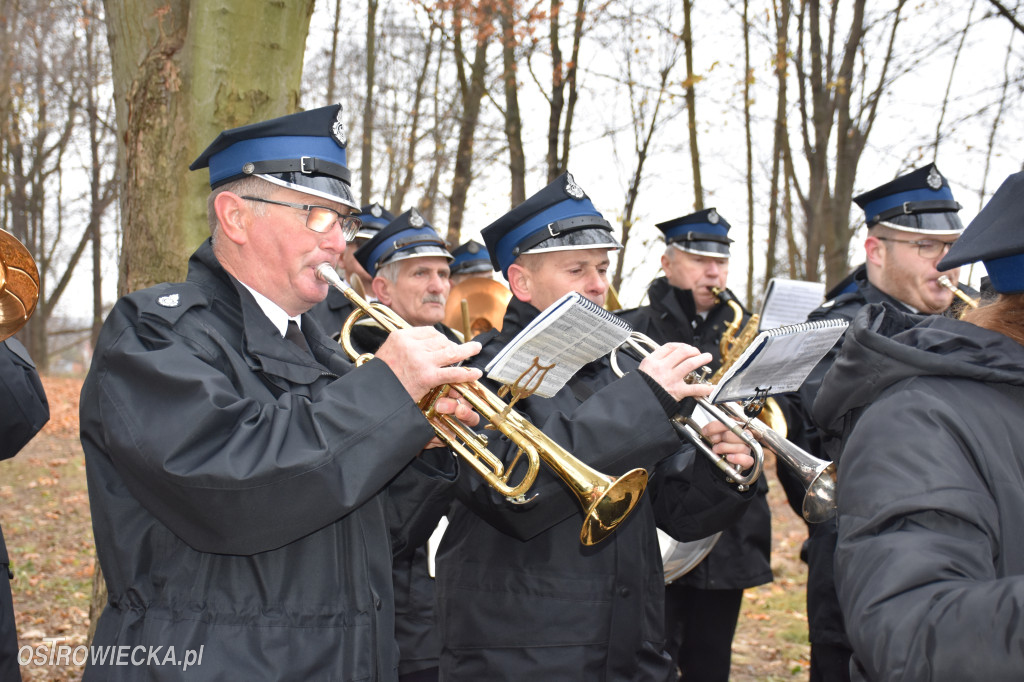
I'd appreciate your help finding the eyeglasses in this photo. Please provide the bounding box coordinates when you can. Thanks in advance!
[241,196,362,240]
[876,236,955,259]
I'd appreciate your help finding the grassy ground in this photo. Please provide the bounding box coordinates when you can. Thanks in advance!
[3,376,812,680]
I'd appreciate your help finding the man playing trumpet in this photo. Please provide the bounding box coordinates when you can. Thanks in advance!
[433,172,758,681]
[80,105,482,681]
[620,209,772,682]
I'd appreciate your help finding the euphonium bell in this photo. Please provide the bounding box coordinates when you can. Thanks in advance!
[0,229,40,342]
[316,264,648,545]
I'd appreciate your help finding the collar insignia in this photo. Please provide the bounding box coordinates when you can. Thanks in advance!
[157,293,180,308]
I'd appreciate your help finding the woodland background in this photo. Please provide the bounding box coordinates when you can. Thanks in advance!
[2,0,1023,372]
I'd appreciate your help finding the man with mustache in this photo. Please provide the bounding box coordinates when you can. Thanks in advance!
[352,208,458,682]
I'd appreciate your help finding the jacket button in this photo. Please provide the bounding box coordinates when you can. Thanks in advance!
[375,597,382,610]
[618,586,630,597]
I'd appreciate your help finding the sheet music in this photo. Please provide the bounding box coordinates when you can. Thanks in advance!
[710,319,848,403]
[485,292,631,398]
[758,278,826,331]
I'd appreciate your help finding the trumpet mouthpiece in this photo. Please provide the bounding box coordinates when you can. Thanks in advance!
[316,263,345,288]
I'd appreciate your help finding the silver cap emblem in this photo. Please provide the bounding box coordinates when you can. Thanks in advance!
[565,173,585,199]
[409,209,425,227]
[371,204,383,218]
[926,167,943,190]
[707,209,720,224]
[157,294,180,308]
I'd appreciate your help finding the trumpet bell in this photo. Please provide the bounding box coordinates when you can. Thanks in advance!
[800,460,837,523]
[580,468,649,545]
[444,278,512,339]
[0,229,40,342]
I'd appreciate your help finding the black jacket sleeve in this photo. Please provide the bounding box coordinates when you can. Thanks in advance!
[0,338,49,461]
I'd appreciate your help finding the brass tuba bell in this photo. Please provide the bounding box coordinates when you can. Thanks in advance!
[0,229,40,342]
[443,277,512,341]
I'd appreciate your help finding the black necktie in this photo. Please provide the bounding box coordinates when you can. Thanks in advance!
[285,320,313,356]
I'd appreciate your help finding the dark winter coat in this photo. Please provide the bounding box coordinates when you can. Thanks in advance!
[1,337,50,682]
[434,296,754,682]
[620,277,771,591]
[80,240,456,681]
[772,265,915,649]
[347,317,460,678]
[813,303,1024,681]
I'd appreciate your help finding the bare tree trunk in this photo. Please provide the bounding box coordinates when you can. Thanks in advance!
[795,0,904,288]
[326,0,342,105]
[766,0,791,283]
[558,0,585,177]
[547,0,565,182]
[499,0,525,205]
[105,0,315,295]
[446,3,491,246]
[361,0,379,204]
[681,0,703,209]
[742,0,755,307]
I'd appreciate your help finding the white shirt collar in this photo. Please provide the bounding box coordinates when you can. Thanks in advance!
[241,283,300,337]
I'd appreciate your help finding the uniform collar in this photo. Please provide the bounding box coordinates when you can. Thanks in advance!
[240,282,301,337]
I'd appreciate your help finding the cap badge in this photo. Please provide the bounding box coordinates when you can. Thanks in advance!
[707,209,720,224]
[331,106,347,147]
[927,167,943,190]
[409,209,425,227]
[467,242,480,254]
[564,173,585,199]
[371,204,383,218]
[157,293,180,308]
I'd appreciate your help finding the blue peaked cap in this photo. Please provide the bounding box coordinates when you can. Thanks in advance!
[854,164,963,235]
[939,171,1024,293]
[450,240,493,275]
[190,104,357,210]
[354,208,451,278]
[481,172,620,279]
[354,203,396,240]
[657,208,733,257]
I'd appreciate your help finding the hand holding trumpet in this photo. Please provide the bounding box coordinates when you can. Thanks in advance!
[375,326,482,402]
[637,342,757,473]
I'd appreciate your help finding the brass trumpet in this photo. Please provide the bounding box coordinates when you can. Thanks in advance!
[316,263,649,546]
[938,275,980,309]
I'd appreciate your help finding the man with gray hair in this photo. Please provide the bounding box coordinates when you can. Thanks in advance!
[80,105,481,680]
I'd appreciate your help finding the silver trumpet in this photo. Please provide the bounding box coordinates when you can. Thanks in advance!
[611,332,836,522]
[610,333,764,492]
